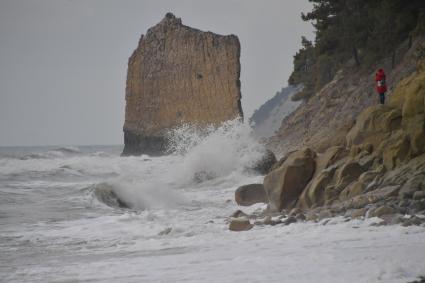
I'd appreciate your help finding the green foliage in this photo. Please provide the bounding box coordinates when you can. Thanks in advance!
[289,0,425,101]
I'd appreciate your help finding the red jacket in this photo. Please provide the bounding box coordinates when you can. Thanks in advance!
[375,69,387,93]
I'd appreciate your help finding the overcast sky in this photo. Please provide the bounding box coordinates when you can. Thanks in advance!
[0,0,313,146]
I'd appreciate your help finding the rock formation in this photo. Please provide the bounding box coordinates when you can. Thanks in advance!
[123,13,243,155]
[235,38,425,227]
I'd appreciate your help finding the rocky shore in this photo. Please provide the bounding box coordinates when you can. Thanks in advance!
[231,44,425,231]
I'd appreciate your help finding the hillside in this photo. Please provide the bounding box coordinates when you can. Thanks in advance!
[267,38,421,157]
[249,85,302,138]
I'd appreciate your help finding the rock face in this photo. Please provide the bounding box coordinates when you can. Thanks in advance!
[123,13,243,155]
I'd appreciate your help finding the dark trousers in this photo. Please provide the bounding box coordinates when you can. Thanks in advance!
[379,93,385,104]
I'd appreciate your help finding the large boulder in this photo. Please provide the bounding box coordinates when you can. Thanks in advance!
[251,149,277,175]
[263,148,316,211]
[123,13,242,155]
[346,105,402,150]
[298,167,336,208]
[235,184,267,206]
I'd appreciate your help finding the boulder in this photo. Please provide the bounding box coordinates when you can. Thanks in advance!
[346,105,402,150]
[229,217,253,231]
[381,131,411,170]
[263,148,316,211]
[350,208,367,218]
[369,205,395,218]
[399,174,425,199]
[235,184,267,206]
[298,167,336,208]
[251,149,277,175]
[123,13,242,155]
[342,185,400,209]
[314,146,347,177]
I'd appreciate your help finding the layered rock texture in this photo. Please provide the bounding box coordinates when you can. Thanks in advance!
[123,13,242,155]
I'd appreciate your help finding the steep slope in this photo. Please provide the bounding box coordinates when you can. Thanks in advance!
[123,13,242,156]
[267,39,421,158]
[249,85,302,138]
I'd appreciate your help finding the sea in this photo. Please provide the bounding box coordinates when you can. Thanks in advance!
[1,121,425,283]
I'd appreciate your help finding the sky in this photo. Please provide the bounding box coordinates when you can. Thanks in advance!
[0,0,313,146]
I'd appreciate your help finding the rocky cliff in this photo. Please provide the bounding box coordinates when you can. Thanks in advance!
[123,13,243,155]
[232,38,425,228]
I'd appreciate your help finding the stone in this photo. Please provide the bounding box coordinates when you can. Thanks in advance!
[282,216,297,225]
[298,166,336,208]
[318,209,333,220]
[335,161,365,185]
[229,217,253,231]
[413,191,425,200]
[314,146,347,177]
[235,184,267,206]
[123,13,242,155]
[343,185,401,209]
[350,208,367,218]
[382,132,411,170]
[399,174,425,199]
[325,160,365,202]
[250,149,277,175]
[339,181,365,202]
[263,148,316,211]
[346,105,402,150]
[369,205,395,218]
[306,212,319,221]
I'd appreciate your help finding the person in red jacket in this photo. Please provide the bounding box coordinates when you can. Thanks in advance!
[375,68,387,104]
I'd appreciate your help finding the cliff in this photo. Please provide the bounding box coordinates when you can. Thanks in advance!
[249,85,302,139]
[123,13,243,155]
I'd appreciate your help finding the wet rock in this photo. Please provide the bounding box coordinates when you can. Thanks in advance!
[413,191,425,200]
[399,174,425,199]
[411,200,425,212]
[229,217,253,231]
[343,185,400,209]
[251,149,277,175]
[295,213,306,221]
[401,215,425,227]
[351,208,367,218]
[369,205,395,218]
[306,212,318,222]
[235,184,267,206]
[263,148,316,211]
[282,216,297,225]
[298,167,336,208]
[158,227,172,236]
[318,209,333,220]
